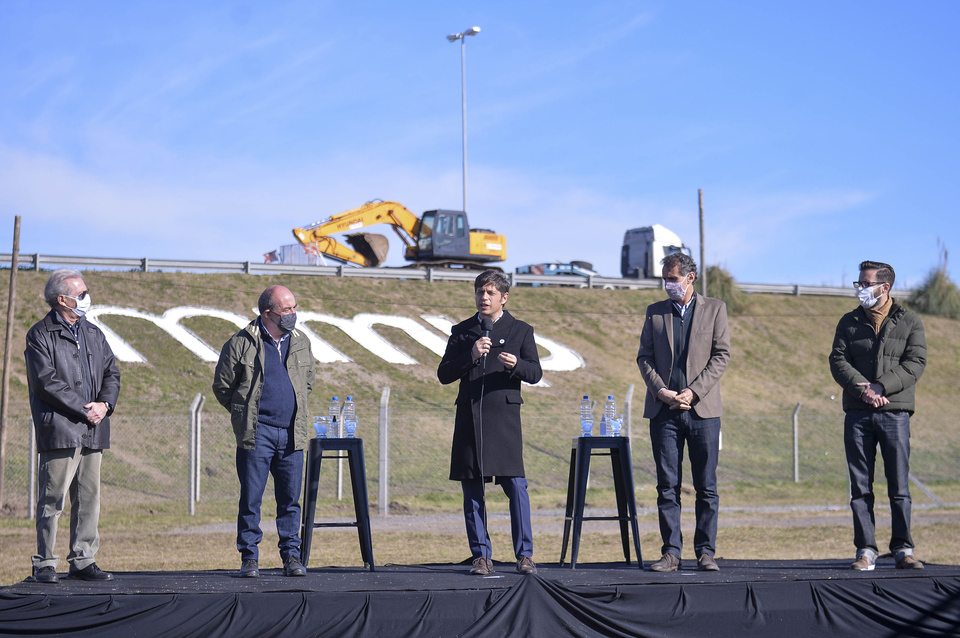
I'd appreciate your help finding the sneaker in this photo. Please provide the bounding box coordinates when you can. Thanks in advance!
[649,553,680,572]
[240,559,260,578]
[469,557,493,575]
[283,556,306,577]
[33,565,59,584]
[851,553,876,571]
[68,563,113,581]
[697,554,720,572]
[896,554,924,570]
[516,556,538,575]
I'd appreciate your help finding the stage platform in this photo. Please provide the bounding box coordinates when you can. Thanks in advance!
[2,559,959,637]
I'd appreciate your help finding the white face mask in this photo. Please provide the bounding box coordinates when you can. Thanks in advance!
[65,294,92,317]
[664,279,689,302]
[857,285,882,309]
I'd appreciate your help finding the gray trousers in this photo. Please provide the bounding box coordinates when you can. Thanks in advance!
[33,447,103,571]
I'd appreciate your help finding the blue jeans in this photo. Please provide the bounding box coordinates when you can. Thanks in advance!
[649,410,720,558]
[844,410,913,554]
[236,423,304,562]
[461,477,534,560]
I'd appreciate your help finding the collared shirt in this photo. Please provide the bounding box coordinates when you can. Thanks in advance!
[673,297,694,319]
[259,317,290,354]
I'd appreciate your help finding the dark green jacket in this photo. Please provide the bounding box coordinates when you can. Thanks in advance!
[212,320,316,450]
[829,300,926,414]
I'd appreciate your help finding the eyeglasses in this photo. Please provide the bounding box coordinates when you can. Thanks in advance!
[65,290,90,300]
[852,281,883,290]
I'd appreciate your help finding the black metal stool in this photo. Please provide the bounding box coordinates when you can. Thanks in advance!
[560,436,643,569]
[300,437,375,571]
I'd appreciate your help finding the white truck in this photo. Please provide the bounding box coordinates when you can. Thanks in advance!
[620,224,692,278]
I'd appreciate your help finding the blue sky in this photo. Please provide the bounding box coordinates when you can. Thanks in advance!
[2,1,958,288]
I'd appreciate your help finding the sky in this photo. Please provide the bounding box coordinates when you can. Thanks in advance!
[1,1,958,288]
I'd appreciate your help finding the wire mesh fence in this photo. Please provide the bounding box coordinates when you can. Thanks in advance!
[2,397,956,517]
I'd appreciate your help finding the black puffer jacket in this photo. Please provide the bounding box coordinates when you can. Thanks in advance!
[829,300,926,414]
[25,310,121,452]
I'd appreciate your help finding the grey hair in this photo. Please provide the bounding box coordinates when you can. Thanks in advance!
[44,268,84,308]
[662,253,698,278]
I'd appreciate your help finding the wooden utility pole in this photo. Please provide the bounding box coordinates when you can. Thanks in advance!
[698,189,707,296]
[0,216,22,509]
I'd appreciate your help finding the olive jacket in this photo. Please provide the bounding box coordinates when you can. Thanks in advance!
[213,319,316,451]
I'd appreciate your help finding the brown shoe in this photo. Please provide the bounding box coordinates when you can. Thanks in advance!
[851,553,876,571]
[470,557,493,575]
[649,553,680,572]
[896,554,924,570]
[697,554,720,571]
[516,556,538,575]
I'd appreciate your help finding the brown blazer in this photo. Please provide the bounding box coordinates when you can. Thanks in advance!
[636,293,731,419]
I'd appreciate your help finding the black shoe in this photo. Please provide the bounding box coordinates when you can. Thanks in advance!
[68,563,113,581]
[240,559,259,578]
[33,566,59,584]
[283,557,306,577]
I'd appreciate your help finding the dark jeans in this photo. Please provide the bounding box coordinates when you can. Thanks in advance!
[844,410,913,554]
[461,477,534,560]
[649,409,720,558]
[236,423,304,562]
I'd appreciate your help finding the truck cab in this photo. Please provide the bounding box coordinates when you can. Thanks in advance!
[620,224,691,278]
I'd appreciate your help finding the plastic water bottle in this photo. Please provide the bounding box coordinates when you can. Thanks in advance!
[343,396,357,438]
[329,396,341,438]
[603,395,616,437]
[580,395,594,437]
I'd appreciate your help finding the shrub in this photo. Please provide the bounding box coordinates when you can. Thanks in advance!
[704,265,750,315]
[908,248,960,319]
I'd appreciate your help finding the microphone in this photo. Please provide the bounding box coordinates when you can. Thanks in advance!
[480,317,493,360]
[480,317,493,339]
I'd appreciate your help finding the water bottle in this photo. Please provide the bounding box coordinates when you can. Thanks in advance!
[343,396,357,438]
[603,395,616,437]
[580,395,594,437]
[329,396,341,438]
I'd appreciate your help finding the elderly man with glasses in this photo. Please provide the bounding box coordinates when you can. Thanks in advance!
[24,269,121,584]
[829,260,927,571]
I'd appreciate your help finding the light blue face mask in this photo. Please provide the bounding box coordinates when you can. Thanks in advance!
[64,293,92,316]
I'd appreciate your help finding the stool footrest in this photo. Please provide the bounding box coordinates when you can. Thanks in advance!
[313,522,361,529]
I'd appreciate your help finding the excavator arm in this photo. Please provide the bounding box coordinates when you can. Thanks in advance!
[292,200,423,267]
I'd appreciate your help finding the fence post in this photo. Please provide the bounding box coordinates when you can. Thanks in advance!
[379,387,391,516]
[792,402,801,483]
[624,384,634,440]
[189,393,205,515]
[28,418,36,520]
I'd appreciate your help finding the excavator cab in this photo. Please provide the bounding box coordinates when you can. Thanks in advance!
[416,210,470,260]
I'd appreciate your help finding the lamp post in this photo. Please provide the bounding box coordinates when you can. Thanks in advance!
[446,26,480,215]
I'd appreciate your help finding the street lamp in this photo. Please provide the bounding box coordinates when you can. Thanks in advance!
[446,26,480,215]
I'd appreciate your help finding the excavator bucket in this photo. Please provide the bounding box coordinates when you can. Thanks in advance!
[346,233,390,267]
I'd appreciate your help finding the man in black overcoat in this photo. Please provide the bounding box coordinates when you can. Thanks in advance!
[438,270,542,576]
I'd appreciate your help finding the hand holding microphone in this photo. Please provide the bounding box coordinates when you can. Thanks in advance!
[473,317,495,361]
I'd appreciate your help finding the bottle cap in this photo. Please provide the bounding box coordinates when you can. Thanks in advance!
[347,396,353,401]
[608,395,614,399]
[332,396,338,401]
[583,395,588,399]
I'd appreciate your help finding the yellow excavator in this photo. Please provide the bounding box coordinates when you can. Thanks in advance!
[291,200,507,269]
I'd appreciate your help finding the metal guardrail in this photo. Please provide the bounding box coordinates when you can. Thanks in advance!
[0,252,901,297]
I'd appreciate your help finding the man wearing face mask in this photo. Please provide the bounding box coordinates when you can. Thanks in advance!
[24,269,120,584]
[636,253,730,572]
[829,261,926,571]
[214,285,315,578]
